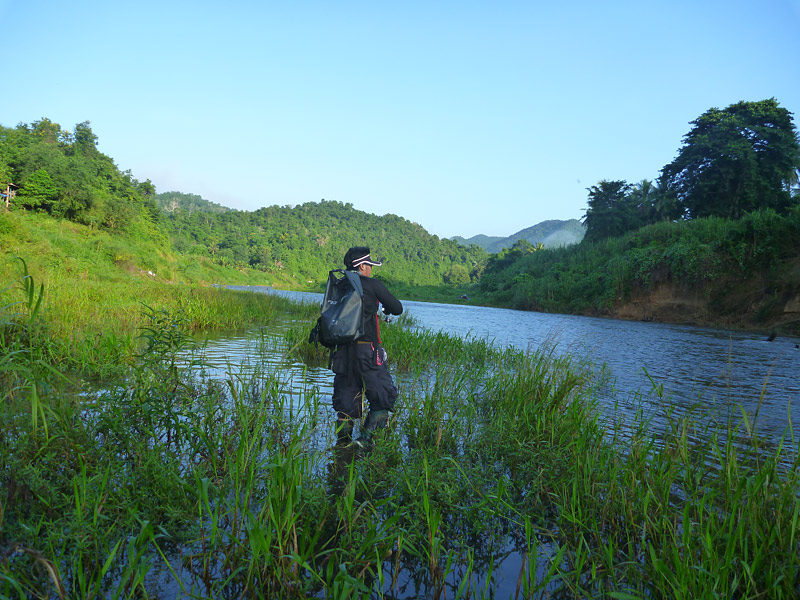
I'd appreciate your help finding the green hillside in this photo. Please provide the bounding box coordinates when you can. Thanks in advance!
[162,199,487,289]
[474,210,800,334]
[4,100,799,334]
[467,99,800,333]
[0,118,486,294]
[0,119,161,238]
[155,190,231,214]
[450,233,505,250]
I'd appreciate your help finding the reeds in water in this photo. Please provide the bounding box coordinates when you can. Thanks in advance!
[1,266,799,599]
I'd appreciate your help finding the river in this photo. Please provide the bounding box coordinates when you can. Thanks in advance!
[214,287,800,449]
[186,286,800,596]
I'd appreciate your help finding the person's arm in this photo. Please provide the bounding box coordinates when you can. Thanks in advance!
[373,280,403,315]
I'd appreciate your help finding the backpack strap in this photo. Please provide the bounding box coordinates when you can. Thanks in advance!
[343,269,364,297]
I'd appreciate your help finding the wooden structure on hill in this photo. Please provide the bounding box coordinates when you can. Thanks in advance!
[2,183,17,209]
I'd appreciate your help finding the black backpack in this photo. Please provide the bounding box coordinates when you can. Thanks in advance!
[308,269,364,348]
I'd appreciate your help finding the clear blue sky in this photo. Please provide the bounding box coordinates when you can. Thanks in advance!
[3,0,799,238]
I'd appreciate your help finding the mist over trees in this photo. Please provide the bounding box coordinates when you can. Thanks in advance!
[156,191,231,215]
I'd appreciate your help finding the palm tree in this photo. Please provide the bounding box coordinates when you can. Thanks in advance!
[789,167,800,198]
[629,179,656,223]
[650,178,684,222]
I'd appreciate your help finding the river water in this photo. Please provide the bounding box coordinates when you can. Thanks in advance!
[218,287,800,448]
[188,287,800,596]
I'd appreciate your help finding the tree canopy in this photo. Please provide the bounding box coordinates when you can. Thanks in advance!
[156,191,230,214]
[581,180,636,242]
[1,117,488,289]
[0,118,163,237]
[660,99,800,219]
[578,100,800,244]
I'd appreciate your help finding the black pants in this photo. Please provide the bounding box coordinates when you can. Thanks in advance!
[331,342,398,419]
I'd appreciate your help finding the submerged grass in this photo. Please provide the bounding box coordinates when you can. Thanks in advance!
[1,264,799,599]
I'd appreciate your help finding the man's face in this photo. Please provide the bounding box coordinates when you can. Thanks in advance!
[359,263,372,277]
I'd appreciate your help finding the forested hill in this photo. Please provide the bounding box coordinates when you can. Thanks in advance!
[474,99,800,333]
[4,102,800,331]
[1,118,486,290]
[453,219,585,253]
[0,119,161,238]
[162,199,487,287]
[156,191,231,214]
[451,233,505,252]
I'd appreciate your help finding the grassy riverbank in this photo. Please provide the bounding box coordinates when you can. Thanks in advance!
[475,209,800,335]
[2,262,800,598]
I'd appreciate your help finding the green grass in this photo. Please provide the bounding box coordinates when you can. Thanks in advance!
[381,280,475,305]
[476,207,800,334]
[0,226,309,383]
[1,262,799,599]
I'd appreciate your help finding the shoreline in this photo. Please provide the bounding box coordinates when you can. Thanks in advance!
[254,280,800,339]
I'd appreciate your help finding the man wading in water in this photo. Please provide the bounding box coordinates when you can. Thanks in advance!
[333,246,403,448]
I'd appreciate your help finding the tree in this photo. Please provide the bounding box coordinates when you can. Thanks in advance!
[16,168,59,211]
[137,178,156,197]
[71,121,100,157]
[485,239,539,275]
[790,168,800,198]
[101,194,135,231]
[443,264,470,284]
[29,118,64,144]
[52,188,91,220]
[649,178,684,222]
[631,178,685,225]
[581,180,636,242]
[660,99,800,219]
[0,163,11,190]
[629,179,657,225]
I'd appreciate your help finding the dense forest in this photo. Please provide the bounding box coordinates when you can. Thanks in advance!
[0,119,486,290]
[155,191,231,215]
[158,195,486,287]
[0,119,161,234]
[578,99,800,243]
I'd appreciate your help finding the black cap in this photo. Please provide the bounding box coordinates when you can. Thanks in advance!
[344,246,382,270]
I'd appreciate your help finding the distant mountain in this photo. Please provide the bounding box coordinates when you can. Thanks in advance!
[453,219,585,254]
[155,191,232,214]
[451,233,505,249]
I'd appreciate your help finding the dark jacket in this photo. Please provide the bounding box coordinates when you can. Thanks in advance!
[356,274,403,343]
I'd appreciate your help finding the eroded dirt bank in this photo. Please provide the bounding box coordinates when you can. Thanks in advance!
[607,281,800,335]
